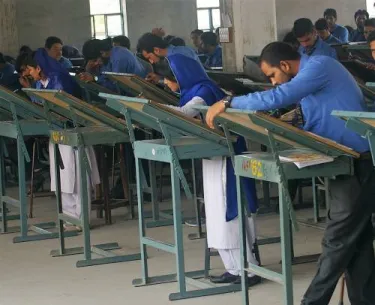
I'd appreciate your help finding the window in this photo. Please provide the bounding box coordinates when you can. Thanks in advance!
[90,0,125,39]
[367,0,375,17]
[196,0,221,32]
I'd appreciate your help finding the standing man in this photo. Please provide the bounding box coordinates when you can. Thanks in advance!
[200,32,223,68]
[324,8,349,43]
[350,9,369,42]
[315,18,341,44]
[205,42,375,305]
[45,36,73,70]
[293,18,338,59]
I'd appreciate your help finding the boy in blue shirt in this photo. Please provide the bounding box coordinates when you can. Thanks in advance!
[350,9,369,42]
[293,18,338,59]
[45,36,73,70]
[324,8,349,43]
[315,18,341,45]
[206,42,375,305]
[200,32,223,68]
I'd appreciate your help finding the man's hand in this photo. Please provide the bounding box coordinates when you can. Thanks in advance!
[206,101,226,129]
[366,63,375,70]
[152,28,165,37]
[19,76,31,88]
[78,72,95,82]
[146,72,161,84]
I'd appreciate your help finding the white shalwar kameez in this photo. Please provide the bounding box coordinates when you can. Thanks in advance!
[49,143,100,220]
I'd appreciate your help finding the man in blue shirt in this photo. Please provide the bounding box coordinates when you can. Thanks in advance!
[293,18,338,59]
[364,18,375,41]
[45,36,73,70]
[137,32,203,83]
[315,18,341,45]
[206,42,375,305]
[350,9,369,42]
[324,8,349,43]
[79,39,147,91]
[200,32,223,68]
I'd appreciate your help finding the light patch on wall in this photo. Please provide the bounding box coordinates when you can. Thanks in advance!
[367,0,375,16]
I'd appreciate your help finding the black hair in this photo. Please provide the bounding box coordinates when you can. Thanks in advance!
[367,30,375,43]
[259,42,301,67]
[315,18,329,31]
[82,39,103,60]
[19,45,32,55]
[45,36,63,49]
[293,18,314,38]
[137,33,169,53]
[200,32,218,47]
[354,9,369,20]
[282,31,299,49]
[62,45,81,58]
[155,60,176,82]
[191,29,203,36]
[324,8,337,19]
[113,35,131,49]
[365,18,375,28]
[345,25,354,34]
[0,53,6,64]
[168,37,186,46]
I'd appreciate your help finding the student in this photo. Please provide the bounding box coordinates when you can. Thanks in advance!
[166,36,186,47]
[315,18,341,44]
[113,35,131,49]
[282,31,300,50]
[324,8,349,43]
[206,42,375,305]
[190,29,204,53]
[200,32,223,68]
[62,45,82,59]
[19,45,33,56]
[22,49,100,230]
[0,52,19,90]
[137,32,203,83]
[158,53,260,286]
[293,18,338,59]
[364,18,375,40]
[350,9,369,42]
[45,36,73,70]
[79,39,146,91]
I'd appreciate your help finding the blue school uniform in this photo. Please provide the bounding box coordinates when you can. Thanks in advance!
[323,34,341,45]
[350,29,366,42]
[331,24,349,43]
[205,45,223,68]
[298,37,338,59]
[59,56,73,69]
[167,53,258,220]
[231,55,369,153]
[0,63,19,90]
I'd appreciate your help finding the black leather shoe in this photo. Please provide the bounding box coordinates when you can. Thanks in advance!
[210,272,240,284]
[234,275,262,286]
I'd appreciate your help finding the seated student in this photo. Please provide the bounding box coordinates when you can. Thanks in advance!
[364,18,375,41]
[19,45,33,56]
[113,35,131,49]
[79,39,146,91]
[45,36,73,70]
[158,53,260,286]
[190,29,204,54]
[165,36,186,47]
[200,32,223,68]
[137,32,203,83]
[293,18,338,59]
[21,49,99,231]
[282,31,300,50]
[324,8,349,43]
[62,45,82,59]
[350,9,369,42]
[0,52,19,90]
[315,18,341,44]
[206,42,375,305]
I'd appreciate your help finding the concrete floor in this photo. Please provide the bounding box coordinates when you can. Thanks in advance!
[0,188,352,305]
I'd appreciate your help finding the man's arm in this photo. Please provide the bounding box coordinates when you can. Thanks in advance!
[339,27,349,43]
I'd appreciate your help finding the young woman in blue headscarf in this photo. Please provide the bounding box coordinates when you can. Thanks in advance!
[159,53,261,286]
[21,49,100,231]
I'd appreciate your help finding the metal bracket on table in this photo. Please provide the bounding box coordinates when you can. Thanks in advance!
[9,103,30,163]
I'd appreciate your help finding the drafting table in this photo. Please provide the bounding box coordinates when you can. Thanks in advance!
[103,95,282,301]
[209,109,357,305]
[0,86,79,243]
[23,89,140,268]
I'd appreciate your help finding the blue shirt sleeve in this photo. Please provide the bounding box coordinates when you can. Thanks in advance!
[231,62,327,110]
[338,27,349,43]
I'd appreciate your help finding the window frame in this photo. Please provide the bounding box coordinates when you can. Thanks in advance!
[90,0,125,39]
[196,4,221,32]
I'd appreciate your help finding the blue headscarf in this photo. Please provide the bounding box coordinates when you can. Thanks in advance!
[34,48,80,97]
[166,53,225,106]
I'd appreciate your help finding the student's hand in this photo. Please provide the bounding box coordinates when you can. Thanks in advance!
[19,76,31,88]
[146,73,161,84]
[78,72,95,82]
[151,28,165,37]
[206,101,226,129]
[366,63,375,70]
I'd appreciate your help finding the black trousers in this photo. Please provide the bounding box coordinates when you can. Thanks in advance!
[301,158,375,305]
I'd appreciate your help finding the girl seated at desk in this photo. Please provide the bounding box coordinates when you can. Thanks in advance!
[158,53,261,286]
[20,49,100,231]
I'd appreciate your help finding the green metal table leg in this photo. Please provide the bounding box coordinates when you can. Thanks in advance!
[279,186,294,305]
[17,136,28,239]
[313,177,319,223]
[0,139,7,233]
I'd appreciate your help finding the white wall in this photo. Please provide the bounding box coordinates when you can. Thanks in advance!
[126,0,198,50]
[0,0,19,56]
[276,0,367,39]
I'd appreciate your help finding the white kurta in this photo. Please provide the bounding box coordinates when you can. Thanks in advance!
[49,143,100,219]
